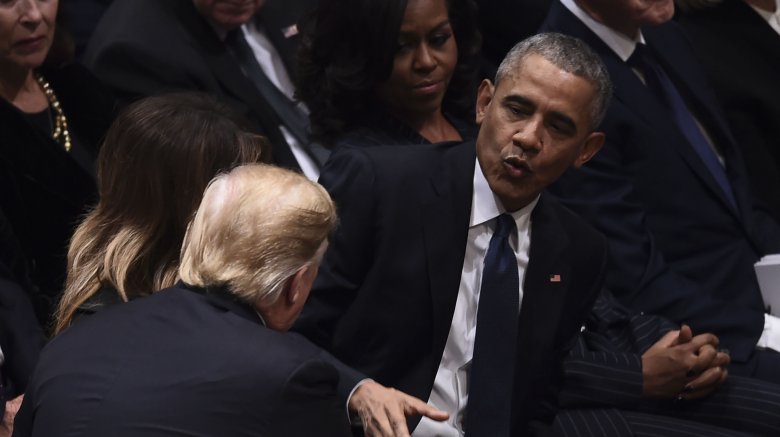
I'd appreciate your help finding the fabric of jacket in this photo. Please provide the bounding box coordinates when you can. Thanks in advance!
[0,63,114,327]
[678,0,780,222]
[13,283,356,437]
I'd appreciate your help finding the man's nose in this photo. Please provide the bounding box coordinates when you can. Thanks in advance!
[511,119,543,153]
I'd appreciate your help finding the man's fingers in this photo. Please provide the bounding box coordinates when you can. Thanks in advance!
[402,394,449,421]
[689,332,719,351]
[676,324,693,345]
[690,344,717,374]
[687,366,723,393]
[656,329,681,348]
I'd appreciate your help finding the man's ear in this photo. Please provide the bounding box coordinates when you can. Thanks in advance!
[475,79,495,125]
[285,265,311,306]
[573,132,605,168]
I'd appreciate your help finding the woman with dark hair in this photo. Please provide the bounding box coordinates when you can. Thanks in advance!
[0,0,115,328]
[53,93,269,334]
[296,0,481,148]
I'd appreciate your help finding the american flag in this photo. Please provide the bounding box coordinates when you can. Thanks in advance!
[549,274,562,282]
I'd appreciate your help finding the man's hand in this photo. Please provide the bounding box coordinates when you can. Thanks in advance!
[682,349,729,400]
[0,394,23,437]
[348,380,448,437]
[641,324,726,399]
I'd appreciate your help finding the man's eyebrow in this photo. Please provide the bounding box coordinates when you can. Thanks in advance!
[502,95,534,107]
[548,111,577,133]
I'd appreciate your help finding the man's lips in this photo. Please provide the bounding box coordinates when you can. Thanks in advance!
[503,156,531,178]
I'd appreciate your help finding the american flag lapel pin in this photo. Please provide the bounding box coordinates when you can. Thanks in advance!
[549,274,562,282]
[282,24,299,39]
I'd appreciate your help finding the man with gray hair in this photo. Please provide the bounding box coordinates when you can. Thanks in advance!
[297,33,610,436]
[14,164,445,437]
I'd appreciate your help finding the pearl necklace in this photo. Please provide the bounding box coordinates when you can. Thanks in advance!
[34,72,72,152]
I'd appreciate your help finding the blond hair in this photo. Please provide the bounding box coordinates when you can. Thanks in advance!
[54,93,267,334]
[179,164,337,305]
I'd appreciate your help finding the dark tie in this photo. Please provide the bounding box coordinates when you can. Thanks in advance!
[628,44,737,210]
[225,29,329,167]
[465,214,519,437]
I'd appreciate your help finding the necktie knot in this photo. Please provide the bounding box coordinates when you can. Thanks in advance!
[494,213,516,239]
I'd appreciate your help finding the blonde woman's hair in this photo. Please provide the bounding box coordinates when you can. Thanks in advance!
[179,164,337,305]
[54,93,268,334]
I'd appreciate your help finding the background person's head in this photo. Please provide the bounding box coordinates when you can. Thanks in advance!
[0,0,70,80]
[475,33,611,212]
[192,0,265,30]
[179,164,337,331]
[56,92,268,334]
[575,0,675,39]
[296,0,481,144]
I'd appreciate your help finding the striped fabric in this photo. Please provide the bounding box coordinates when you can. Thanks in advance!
[555,290,780,436]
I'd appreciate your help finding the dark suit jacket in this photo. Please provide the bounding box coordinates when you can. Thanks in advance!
[84,0,315,171]
[541,1,780,363]
[678,0,780,222]
[14,283,354,437]
[296,141,607,435]
[0,64,114,326]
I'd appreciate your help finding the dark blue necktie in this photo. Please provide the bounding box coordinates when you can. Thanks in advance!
[465,214,519,437]
[225,29,329,167]
[628,44,737,210]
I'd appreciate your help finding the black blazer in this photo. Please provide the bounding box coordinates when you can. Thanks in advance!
[0,64,114,326]
[14,284,353,437]
[541,1,780,362]
[678,0,780,222]
[84,0,316,171]
[296,141,607,435]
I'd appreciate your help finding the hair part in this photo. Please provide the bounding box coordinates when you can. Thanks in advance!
[495,32,612,129]
[54,93,268,334]
[179,164,337,306]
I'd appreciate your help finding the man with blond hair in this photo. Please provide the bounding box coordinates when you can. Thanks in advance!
[14,164,443,437]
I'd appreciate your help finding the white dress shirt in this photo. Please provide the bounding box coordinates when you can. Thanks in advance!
[562,0,780,353]
[413,160,538,436]
[747,0,780,35]
[241,22,319,181]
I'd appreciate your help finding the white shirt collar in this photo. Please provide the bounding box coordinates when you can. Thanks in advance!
[560,0,646,61]
[747,0,780,35]
[470,159,539,229]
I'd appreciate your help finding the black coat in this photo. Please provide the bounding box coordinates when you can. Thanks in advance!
[0,63,114,326]
[678,0,780,222]
[14,284,354,437]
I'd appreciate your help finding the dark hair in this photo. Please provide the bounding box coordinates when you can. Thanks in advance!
[55,92,269,333]
[43,8,76,68]
[296,0,481,145]
[496,33,613,129]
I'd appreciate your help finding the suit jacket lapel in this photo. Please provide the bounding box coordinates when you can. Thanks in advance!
[421,142,475,353]
[517,194,571,362]
[644,26,751,219]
